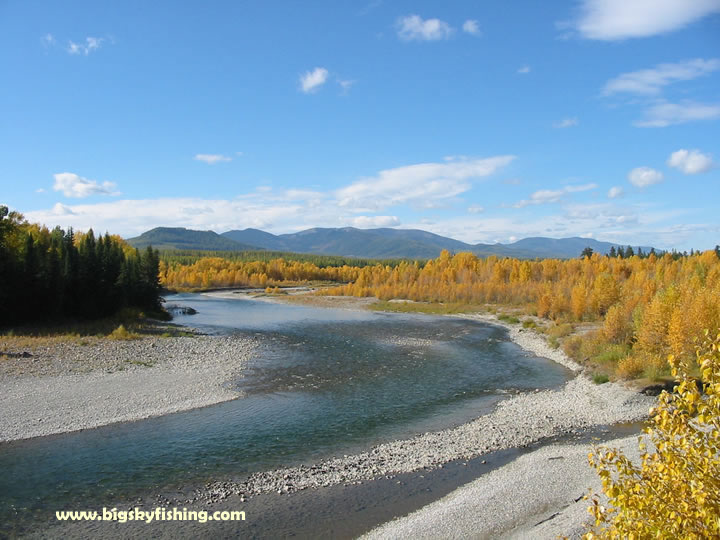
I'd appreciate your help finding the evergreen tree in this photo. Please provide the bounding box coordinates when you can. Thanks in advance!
[0,213,164,327]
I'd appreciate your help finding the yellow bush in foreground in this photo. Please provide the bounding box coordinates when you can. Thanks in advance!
[585,331,720,539]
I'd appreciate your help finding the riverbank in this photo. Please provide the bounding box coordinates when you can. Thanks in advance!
[196,366,651,503]
[362,432,644,539]
[183,293,654,537]
[0,335,257,442]
[2,292,654,538]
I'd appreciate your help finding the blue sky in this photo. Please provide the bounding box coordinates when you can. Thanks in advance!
[2,0,719,250]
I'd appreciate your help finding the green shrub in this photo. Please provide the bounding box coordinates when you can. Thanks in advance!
[592,373,610,384]
[642,362,670,382]
[592,344,630,366]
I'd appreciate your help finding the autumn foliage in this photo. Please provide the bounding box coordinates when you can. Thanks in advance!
[162,249,720,377]
[585,332,720,538]
[161,256,362,290]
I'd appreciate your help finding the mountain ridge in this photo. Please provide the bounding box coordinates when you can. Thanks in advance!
[127,226,655,260]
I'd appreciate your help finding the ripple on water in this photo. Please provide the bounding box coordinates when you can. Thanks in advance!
[0,293,572,535]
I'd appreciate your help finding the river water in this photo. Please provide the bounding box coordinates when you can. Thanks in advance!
[0,292,571,535]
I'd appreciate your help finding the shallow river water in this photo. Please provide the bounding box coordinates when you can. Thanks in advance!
[0,292,571,534]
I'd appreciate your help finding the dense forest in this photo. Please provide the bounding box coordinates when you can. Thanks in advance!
[0,206,162,327]
[159,249,415,269]
[161,247,720,379]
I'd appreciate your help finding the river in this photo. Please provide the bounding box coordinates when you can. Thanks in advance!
[0,292,572,536]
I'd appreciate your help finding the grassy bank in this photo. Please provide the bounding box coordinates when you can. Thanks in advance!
[0,308,191,352]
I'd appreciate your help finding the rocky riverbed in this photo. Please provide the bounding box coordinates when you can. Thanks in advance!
[1,307,656,539]
[0,335,257,442]
[188,313,653,508]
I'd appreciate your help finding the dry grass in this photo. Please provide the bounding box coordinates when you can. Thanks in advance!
[108,325,141,341]
[1,333,100,352]
[616,355,647,379]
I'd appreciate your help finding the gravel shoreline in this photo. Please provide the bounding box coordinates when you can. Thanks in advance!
[363,433,645,539]
[2,306,655,537]
[194,314,654,510]
[0,335,257,442]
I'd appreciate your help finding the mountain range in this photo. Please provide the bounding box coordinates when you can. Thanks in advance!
[126,226,655,260]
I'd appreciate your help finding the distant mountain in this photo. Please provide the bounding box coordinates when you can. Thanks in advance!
[220,228,654,259]
[490,237,654,259]
[126,227,258,251]
[222,227,468,259]
[222,228,289,251]
[127,226,656,260]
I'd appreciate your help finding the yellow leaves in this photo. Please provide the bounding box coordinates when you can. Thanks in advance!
[585,332,720,539]
[164,249,720,382]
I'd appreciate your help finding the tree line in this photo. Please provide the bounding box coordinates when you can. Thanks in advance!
[0,206,162,327]
[160,246,720,378]
[159,249,417,269]
[323,249,720,378]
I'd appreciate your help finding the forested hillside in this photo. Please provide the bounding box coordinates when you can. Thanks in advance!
[0,206,162,327]
[127,227,256,251]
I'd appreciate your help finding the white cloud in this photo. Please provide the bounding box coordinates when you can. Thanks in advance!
[194,154,232,164]
[462,20,481,35]
[513,183,597,208]
[336,156,515,211]
[575,0,720,40]
[553,117,579,128]
[23,192,706,251]
[51,202,76,215]
[517,65,531,74]
[634,100,720,127]
[603,58,720,95]
[283,189,325,202]
[52,172,119,198]
[338,79,355,94]
[351,215,401,228]
[628,167,663,187]
[41,33,55,46]
[67,37,103,55]
[467,205,485,214]
[300,67,329,93]
[35,188,46,193]
[26,198,306,237]
[397,15,454,41]
[608,186,624,198]
[402,202,705,250]
[667,149,714,174]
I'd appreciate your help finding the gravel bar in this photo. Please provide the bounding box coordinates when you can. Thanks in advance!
[0,335,257,442]
[363,434,645,539]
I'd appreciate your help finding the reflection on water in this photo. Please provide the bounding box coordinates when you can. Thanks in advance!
[0,293,571,534]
